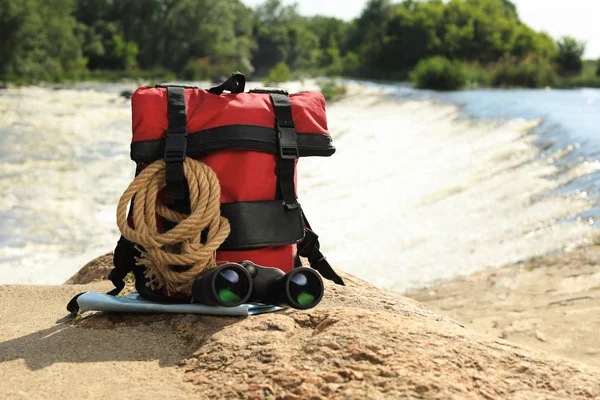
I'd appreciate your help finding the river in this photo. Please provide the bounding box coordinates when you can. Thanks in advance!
[1,81,598,292]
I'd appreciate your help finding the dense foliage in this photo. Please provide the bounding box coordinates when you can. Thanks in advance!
[0,0,597,90]
[491,55,557,88]
[410,57,467,91]
[554,36,586,76]
[0,0,86,83]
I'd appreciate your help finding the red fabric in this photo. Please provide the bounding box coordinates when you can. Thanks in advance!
[217,246,296,273]
[131,87,330,142]
[202,150,278,202]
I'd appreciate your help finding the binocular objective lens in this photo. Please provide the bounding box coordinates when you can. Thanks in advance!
[216,269,244,303]
[289,272,316,305]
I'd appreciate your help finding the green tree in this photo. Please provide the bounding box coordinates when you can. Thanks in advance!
[0,0,86,83]
[252,0,297,75]
[264,61,291,85]
[75,0,255,74]
[510,25,555,59]
[441,0,517,62]
[304,16,352,55]
[555,36,586,75]
[286,25,320,71]
[351,0,395,71]
[500,0,519,20]
[251,0,320,75]
[78,21,138,70]
[381,0,444,71]
[596,59,600,77]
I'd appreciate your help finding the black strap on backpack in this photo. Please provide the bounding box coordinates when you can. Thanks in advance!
[251,87,344,286]
[67,235,180,314]
[163,86,188,200]
[162,73,246,200]
[251,88,299,210]
[208,72,246,95]
[296,213,345,285]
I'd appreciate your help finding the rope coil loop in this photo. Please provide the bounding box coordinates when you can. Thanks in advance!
[116,158,230,295]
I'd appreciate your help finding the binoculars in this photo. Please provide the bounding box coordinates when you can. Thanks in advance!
[191,261,324,309]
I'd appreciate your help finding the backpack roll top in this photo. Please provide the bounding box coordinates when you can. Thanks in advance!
[126,82,339,283]
[129,87,335,160]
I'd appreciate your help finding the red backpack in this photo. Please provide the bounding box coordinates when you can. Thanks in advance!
[107,73,345,302]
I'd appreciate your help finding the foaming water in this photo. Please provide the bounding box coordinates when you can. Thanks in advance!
[297,90,598,292]
[0,87,135,284]
[1,83,599,290]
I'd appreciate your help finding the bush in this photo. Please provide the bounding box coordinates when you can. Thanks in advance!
[263,62,291,86]
[491,55,557,88]
[463,63,493,88]
[323,52,361,77]
[597,60,600,77]
[319,79,347,101]
[559,74,600,89]
[555,36,586,76]
[410,57,467,91]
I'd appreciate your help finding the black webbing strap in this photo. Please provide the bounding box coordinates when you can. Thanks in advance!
[164,86,188,200]
[268,92,300,210]
[66,236,137,314]
[297,213,345,286]
[208,72,246,95]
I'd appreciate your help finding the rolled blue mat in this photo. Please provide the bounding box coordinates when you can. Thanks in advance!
[75,292,283,316]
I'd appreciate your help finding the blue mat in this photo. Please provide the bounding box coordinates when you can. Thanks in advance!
[75,292,283,316]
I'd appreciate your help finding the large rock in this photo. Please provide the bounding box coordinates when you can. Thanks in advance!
[6,254,595,399]
[64,252,114,284]
[70,266,600,399]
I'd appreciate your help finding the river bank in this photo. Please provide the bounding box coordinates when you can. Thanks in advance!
[408,240,600,368]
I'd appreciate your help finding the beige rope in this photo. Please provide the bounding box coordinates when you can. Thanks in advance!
[116,158,230,295]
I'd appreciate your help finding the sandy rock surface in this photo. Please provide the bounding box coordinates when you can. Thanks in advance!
[0,282,199,400]
[2,256,600,399]
[409,244,600,369]
[64,252,114,284]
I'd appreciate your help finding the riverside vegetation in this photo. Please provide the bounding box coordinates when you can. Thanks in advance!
[1,0,599,91]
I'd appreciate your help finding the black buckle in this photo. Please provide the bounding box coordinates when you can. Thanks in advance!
[277,120,299,160]
[284,201,300,211]
[164,127,188,163]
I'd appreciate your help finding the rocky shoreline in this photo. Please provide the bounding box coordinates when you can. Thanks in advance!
[408,242,600,369]
[1,253,599,399]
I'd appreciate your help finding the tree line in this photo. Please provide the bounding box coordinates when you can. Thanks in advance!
[1,0,598,88]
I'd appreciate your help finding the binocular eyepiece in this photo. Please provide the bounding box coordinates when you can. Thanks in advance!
[191,261,324,310]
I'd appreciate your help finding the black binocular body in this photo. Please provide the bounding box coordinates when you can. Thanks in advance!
[191,261,324,310]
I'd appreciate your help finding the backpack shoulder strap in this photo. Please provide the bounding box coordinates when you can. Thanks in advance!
[297,212,345,286]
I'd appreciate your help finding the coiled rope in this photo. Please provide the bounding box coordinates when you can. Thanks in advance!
[116,158,230,295]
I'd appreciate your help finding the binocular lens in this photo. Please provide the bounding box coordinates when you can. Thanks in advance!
[289,272,315,305]
[216,269,243,303]
[193,263,252,307]
[284,269,323,309]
